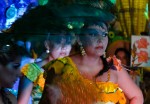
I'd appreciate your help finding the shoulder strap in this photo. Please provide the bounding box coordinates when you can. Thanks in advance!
[106,69,110,82]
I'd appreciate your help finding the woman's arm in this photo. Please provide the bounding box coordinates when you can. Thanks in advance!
[17,76,33,104]
[117,68,144,104]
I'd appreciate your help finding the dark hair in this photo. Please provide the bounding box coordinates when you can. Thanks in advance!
[115,48,130,58]
[0,88,12,104]
[0,41,27,104]
[96,56,112,77]
[0,41,27,66]
[114,48,130,66]
[46,34,74,49]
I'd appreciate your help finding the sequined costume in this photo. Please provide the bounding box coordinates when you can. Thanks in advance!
[40,57,127,104]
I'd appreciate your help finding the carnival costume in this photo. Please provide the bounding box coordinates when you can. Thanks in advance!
[39,56,126,104]
[21,63,45,104]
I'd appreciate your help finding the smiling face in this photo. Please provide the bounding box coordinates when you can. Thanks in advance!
[0,56,21,88]
[80,23,108,57]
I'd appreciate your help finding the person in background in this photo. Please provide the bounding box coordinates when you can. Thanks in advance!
[0,41,26,104]
[115,48,130,66]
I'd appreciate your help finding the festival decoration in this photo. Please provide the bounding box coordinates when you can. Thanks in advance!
[131,36,150,67]
[108,31,115,39]
[15,0,28,17]
[0,0,39,31]
[144,3,149,20]
[116,0,148,37]
[110,0,116,4]
[107,27,130,57]
[6,4,17,19]
[111,35,123,42]
[38,0,48,6]
[106,39,130,57]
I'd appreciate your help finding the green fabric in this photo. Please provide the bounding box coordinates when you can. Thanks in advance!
[23,63,42,82]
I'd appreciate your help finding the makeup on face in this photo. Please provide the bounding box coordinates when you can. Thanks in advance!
[80,24,108,47]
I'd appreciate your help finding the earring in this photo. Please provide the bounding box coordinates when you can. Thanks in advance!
[44,40,50,54]
[103,52,106,58]
[46,49,50,54]
[80,43,86,56]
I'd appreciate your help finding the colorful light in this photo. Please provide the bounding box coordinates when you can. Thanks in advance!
[38,0,48,6]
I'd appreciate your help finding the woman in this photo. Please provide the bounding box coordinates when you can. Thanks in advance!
[40,22,143,104]
[115,48,130,66]
[17,34,73,104]
[0,41,25,104]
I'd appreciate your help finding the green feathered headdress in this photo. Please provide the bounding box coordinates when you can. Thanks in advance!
[8,0,115,35]
[46,0,116,32]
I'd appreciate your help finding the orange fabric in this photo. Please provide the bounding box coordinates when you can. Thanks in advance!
[107,56,122,71]
[42,57,127,104]
[35,73,45,91]
[96,82,126,104]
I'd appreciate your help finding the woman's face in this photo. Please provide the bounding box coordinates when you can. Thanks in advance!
[83,24,108,57]
[45,35,73,60]
[116,51,128,65]
[50,44,72,59]
[0,57,21,88]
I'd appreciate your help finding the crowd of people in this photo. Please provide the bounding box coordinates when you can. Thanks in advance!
[0,0,144,104]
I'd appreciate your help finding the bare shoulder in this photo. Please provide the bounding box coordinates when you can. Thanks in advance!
[107,69,118,83]
[117,68,135,85]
